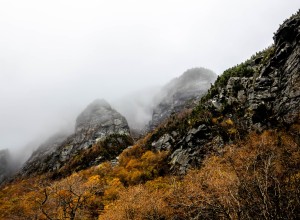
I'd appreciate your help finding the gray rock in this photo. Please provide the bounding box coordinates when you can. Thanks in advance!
[211,99,223,111]
[146,68,217,131]
[19,99,132,177]
[151,134,174,151]
[164,11,300,174]
[209,11,300,129]
[170,147,191,174]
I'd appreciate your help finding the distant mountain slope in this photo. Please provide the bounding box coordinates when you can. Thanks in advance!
[112,68,216,136]
[146,67,217,131]
[19,99,133,178]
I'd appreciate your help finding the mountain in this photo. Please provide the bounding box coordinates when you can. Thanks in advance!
[146,10,300,174]
[146,67,217,131]
[0,11,299,220]
[19,99,133,178]
[112,68,216,136]
[13,9,300,183]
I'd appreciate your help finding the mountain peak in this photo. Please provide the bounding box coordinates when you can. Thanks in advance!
[89,99,111,108]
[19,99,132,178]
[75,99,117,133]
[146,67,217,131]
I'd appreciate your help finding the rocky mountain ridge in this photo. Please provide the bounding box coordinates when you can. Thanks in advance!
[146,67,217,131]
[19,99,133,178]
[9,11,300,181]
[14,68,216,180]
[147,10,300,174]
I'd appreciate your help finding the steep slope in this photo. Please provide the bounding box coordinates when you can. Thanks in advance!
[147,67,217,131]
[20,99,133,178]
[147,11,300,174]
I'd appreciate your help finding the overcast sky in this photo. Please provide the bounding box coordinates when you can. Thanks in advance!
[0,0,299,155]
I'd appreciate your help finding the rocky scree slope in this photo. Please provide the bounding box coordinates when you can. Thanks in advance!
[20,99,133,178]
[146,67,217,132]
[147,11,300,174]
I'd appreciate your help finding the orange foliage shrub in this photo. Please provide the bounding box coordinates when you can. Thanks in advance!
[1,129,299,220]
[99,184,172,220]
[99,129,300,220]
[114,149,169,185]
[167,130,300,219]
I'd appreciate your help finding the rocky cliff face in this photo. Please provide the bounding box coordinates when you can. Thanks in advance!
[20,99,133,177]
[147,68,217,131]
[209,11,300,131]
[148,11,300,174]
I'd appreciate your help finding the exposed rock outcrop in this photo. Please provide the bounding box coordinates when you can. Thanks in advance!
[148,11,300,174]
[208,11,300,130]
[147,68,217,131]
[20,99,133,177]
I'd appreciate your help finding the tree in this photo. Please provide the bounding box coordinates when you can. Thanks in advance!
[38,173,104,220]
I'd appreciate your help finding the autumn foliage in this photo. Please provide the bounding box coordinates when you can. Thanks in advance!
[0,129,299,219]
[100,130,300,219]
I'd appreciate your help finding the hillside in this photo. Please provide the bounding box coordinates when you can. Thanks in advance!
[145,9,300,174]
[0,10,299,220]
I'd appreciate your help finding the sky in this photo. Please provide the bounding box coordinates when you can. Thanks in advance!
[0,0,299,157]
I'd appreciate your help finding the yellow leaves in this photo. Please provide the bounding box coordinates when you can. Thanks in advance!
[100,185,172,220]
[2,125,299,220]
[145,177,173,190]
[108,178,123,188]
[290,172,300,183]
[125,159,140,170]
[118,144,145,166]
[228,128,237,134]
[57,189,71,197]
[219,117,234,127]
[225,118,234,126]
[141,150,156,161]
[113,148,169,185]
[213,117,238,137]
[85,175,101,188]
[89,174,101,182]
[212,117,218,124]
[129,170,144,183]
[103,178,124,202]
[202,155,238,191]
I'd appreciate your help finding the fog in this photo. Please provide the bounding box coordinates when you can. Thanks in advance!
[112,68,217,131]
[0,0,299,162]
